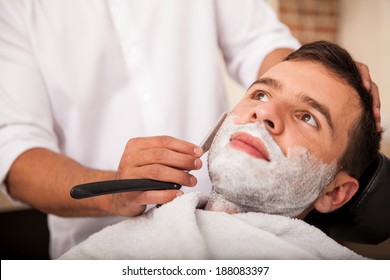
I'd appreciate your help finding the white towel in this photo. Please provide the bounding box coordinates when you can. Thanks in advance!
[60,192,365,259]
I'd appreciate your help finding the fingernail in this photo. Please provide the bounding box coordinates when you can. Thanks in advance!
[364,80,371,90]
[194,147,203,156]
[194,158,202,169]
[176,191,183,197]
[189,176,197,186]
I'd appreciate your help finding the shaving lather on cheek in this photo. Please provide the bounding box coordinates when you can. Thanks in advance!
[206,115,337,217]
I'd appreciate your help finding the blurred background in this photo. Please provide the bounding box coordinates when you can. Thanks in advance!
[1,0,389,259]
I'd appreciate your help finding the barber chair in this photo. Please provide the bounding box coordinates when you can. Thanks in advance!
[305,153,390,245]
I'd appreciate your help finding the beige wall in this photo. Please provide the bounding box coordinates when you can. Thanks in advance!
[338,0,390,155]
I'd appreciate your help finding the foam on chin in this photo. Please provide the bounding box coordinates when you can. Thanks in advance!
[206,115,337,217]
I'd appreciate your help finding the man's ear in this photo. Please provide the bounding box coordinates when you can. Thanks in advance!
[313,171,359,213]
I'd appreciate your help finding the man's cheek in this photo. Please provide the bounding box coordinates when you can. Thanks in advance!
[229,107,253,124]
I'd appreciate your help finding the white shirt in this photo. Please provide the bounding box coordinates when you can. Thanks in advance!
[0,0,300,258]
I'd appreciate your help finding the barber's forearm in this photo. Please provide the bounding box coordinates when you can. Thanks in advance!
[258,48,295,77]
[6,148,116,217]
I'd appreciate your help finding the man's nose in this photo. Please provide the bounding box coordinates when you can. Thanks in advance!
[248,103,284,135]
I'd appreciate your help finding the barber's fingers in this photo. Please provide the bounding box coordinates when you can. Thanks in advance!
[125,136,203,156]
[118,136,203,182]
[128,147,203,170]
[371,82,381,132]
[101,189,182,217]
[123,164,198,187]
[356,61,382,132]
[135,189,184,206]
[356,62,372,90]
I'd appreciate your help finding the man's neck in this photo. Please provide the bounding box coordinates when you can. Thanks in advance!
[205,190,310,219]
[204,191,243,214]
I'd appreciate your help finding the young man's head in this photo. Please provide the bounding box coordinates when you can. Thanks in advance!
[206,41,381,218]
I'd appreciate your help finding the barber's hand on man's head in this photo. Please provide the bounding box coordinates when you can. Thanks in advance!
[356,61,381,132]
[99,136,203,217]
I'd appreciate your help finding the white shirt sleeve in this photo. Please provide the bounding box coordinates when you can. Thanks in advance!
[0,1,60,187]
[215,0,301,87]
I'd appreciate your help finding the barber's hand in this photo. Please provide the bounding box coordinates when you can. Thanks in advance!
[356,61,381,132]
[99,136,203,217]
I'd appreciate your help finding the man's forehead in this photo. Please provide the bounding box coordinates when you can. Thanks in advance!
[249,59,361,105]
[250,77,283,90]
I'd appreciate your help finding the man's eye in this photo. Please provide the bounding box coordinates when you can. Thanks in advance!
[252,91,270,102]
[298,113,318,128]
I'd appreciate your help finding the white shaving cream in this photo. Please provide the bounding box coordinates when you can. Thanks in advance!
[207,115,337,217]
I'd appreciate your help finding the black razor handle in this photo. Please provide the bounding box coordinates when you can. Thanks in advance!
[70,179,181,199]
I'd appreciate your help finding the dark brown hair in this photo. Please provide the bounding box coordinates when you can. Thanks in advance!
[284,40,381,178]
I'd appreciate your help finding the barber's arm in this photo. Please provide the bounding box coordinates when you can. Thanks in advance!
[6,137,202,218]
[0,2,203,218]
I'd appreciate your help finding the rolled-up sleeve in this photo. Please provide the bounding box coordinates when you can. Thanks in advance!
[0,1,59,187]
[215,0,301,88]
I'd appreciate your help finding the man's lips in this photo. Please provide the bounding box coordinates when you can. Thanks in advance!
[230,132,270,161]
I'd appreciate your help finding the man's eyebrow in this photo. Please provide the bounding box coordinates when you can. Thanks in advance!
[250,77,283,90]
[299,94,333,130]
[250,77,333,130]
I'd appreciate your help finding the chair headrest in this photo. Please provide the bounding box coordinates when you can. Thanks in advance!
[305,153,390,244]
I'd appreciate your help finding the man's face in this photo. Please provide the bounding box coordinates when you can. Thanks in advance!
[207,60,362,217]
[232,60,361,164]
